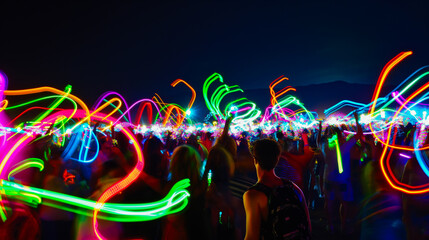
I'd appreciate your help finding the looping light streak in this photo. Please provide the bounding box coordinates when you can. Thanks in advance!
[171,79,196,117]
[6,95,78,129]
[162,105,184,128]
[61,123,99,163]
[370,52,429,151]
[37,110,188,239]
[111,99,161,127]
[202,73,261,124]
[0,178,190,221]
[136,102,154,125]
[7,158,44,180]
[154,79,198,128]
[152,94,181,126]
[134,99,161,125]
[368,51,429,194]
[93,91,132,123]
[4,86,90,124]
[77,97,122,133]
[0,100,8,113]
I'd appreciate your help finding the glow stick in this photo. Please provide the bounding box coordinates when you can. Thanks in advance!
[328,133,343,174]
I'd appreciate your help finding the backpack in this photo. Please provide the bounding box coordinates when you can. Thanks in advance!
[250,179,310,240]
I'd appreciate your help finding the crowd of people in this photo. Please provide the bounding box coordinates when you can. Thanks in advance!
[1,113,429,240]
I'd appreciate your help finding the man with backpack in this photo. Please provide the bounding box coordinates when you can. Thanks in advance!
[244,138,311,240]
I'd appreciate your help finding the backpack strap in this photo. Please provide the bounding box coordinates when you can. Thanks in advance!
[281,179,305,202]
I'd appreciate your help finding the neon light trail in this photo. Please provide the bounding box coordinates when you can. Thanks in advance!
[0,179,190,222]
[328,133,343,174]
[0,51,429,238]
[0,83,193,239]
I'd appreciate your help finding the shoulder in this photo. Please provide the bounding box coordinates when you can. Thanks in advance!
[244,188,265,198]
[244,189,267,205]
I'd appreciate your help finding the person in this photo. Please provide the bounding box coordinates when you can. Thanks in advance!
[142,135,169,181]
[204,146,241,239]
[162,145,207,240]
[321,112,362,236]
[120,135,169,239]
[275,130,314,190]
[214,117,237,160]
[401,129,429,239]
[212,117,254,239]
[201,131,214,151]
[243,138,311,240]
[39,148,75,240]
[75,160,125,240]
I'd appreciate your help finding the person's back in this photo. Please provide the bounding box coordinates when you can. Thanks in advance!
[249,179,311,240]
[243,138,311,240]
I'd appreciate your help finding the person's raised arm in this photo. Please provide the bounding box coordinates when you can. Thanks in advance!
[46,123,54,135]
[317,121,322,148]
[221,116,233,138]
[302,130,309,148]
[299,130,314,164]
[92,121,101,135]
[110,124,115,139]
[354,111,363,142]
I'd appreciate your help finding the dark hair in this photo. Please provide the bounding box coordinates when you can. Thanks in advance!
[205,131,212,139]
[206,146,234,187]
[276,130,285,140]
[252,138,281,170]
[170,145,201,191]
[237,137,250,154]
[186,134,199,150]
[143,136,167,179]
[214,135,237,159]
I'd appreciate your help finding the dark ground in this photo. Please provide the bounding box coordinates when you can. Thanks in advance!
[309,203,361,240]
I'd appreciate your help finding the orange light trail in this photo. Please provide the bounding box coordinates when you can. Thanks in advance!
[369,51,429,194]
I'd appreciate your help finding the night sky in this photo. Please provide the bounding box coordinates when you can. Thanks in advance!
[1,1,429,114]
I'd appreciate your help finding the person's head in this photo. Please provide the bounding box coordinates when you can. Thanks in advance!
[331,127,344,142]
[206,146,234,187]
[144,135,163,153]
[276,130,285,141]
[214,134,237,159]
[237,136,250,153]
[186,134,199,150]
[251,138,281,171]
[204,131,212,140]
[143,135,168,179]
[170,145,202,188]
